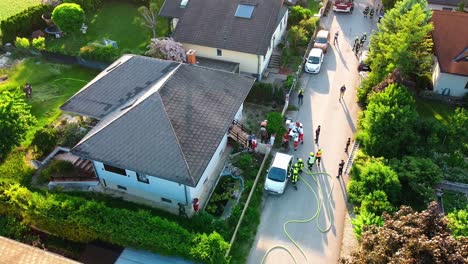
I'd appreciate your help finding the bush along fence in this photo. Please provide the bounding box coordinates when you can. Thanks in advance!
[0,5,53,44]
[0,182,230,264]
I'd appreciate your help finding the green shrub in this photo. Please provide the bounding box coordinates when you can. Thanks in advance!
[52,3,85,33]
[40,160,74,182]
[288,6,313,26]
[284,75,294,89]
[0,150,35,185]
[360,190,395,216]
[14,37,30,49]
[266,112,285,137]
[32,37,46,50]
[0,183,229,260]
[0,215,32,241]
[0,5,52,44]
[246,82,285,105]
[190,232,230,264]
[59,123,87,148]
[447,208,468,238]
[31,127,58,157]
[79,43,119,62]
[299,17,319,36]
[351,211,384,241]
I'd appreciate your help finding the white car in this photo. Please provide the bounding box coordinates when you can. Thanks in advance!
[264,152,293,194]
[304,48,324,74]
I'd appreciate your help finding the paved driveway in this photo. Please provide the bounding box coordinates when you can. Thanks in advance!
[247,2,378,263]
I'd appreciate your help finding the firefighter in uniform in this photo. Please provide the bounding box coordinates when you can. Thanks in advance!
[297,158,304,172]
[308,152,316,170]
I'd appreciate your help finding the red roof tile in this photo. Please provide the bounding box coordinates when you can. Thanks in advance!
[431,10,468,76]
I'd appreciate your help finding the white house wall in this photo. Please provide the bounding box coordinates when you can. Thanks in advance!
[234,103,243,121]
[188,134,228,202]
[432,60,468,97]
[261,10,289,75]
[93,161,187,205]
[181,43,261,76]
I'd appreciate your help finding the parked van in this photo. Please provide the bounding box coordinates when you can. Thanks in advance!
[264,152,294,194]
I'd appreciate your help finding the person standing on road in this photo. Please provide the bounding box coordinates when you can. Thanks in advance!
[345,137,351,153]
[316,149,323,166]
[315,125,321,144]
[298,88,304,105]
[334,31,339,46]
[298,125,304,144]
[293,133,299,151]
[339,85,346,100]
[337,160,345,178]
[352,36,359,51]
[360,33,367,47]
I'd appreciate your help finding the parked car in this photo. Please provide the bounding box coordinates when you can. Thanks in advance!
[264,152,293,194]
[304,48,324,74]
[333,0,354,13]
[357,51,371,72]
[313,30,330,53]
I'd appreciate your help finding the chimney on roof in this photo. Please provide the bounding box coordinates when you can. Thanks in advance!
[186,49,196,65]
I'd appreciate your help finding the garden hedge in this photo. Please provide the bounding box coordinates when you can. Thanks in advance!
[1,5,52,44]
[0,183,230,263]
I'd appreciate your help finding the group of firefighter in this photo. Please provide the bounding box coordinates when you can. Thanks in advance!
[352,32,367,55]
[289,149,323,189]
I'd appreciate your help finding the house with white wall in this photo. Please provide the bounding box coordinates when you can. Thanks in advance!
[159,0,289,80]
[60,55,255,214]
[427,0,468,11]
[431,10,468,97]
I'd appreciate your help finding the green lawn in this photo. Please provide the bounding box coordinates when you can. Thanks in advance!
[414,97,456,125]
[0,58,99,144]
[0,0,40,22]
[45,1,168,56]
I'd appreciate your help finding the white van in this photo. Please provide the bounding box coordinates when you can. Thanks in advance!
[264,152,294,194]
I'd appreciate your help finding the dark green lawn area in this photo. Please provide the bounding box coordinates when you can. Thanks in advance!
[414,97,456,125]
[45,1,168,56]
[0,58,98,144]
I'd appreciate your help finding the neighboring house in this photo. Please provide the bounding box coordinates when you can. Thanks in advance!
[427,0,468,11]
[431,10,468,97]
[159,0,289,80]
[60,55,255,213]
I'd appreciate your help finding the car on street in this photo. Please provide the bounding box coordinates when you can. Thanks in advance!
[357,51,371,72]
[313,30,330,53]
[304,48,324,74]
[264,152,293,194]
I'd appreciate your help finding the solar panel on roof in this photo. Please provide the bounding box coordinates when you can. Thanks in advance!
[235,4,255,18]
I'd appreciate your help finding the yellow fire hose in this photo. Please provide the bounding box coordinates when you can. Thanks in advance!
[261,169,334,264]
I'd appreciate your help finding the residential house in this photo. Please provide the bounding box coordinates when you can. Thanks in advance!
[427,0,468,11]
[159,0,289,80]
[60,55,255,213]
[431,10,468,97]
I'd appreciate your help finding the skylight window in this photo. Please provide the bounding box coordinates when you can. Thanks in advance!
[180,0,189,8]
[235,4,255,18]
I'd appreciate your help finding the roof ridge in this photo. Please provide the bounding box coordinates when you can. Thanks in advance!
[256,0,283,55]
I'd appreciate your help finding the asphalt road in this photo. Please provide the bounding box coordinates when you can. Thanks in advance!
[247,2,378,264]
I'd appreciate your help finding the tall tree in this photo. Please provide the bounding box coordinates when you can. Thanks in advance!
[342,202,468,264]
[0,91,36,160]
[357,84,419,158]
[138,3,159,39]
[369,2,433,82]
[146,37,187,62]
[389,156,442,210]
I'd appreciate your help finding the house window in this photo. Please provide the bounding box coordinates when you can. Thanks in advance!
[117,185,127,191]
[465,81,468,89]
[161,197,172,203]
[137,173,149,184]
[103,164,126,176]
[235,4,255,18]
[442,7,453,10]
[217,49,222,56]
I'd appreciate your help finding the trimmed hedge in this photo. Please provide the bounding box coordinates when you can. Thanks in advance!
[79,43,119,62]
[0,183,229,263]
[1,5,52,44]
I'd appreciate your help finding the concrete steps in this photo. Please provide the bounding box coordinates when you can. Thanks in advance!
[268,54,281,69]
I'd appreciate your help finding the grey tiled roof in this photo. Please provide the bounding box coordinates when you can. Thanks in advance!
[195,56,240,73]
[64,55,255,187]
[159,0,184,18]
[60,56,178,119]
[172,0,285,55]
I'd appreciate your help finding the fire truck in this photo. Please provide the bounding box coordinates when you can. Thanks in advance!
[333,0,354,13]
